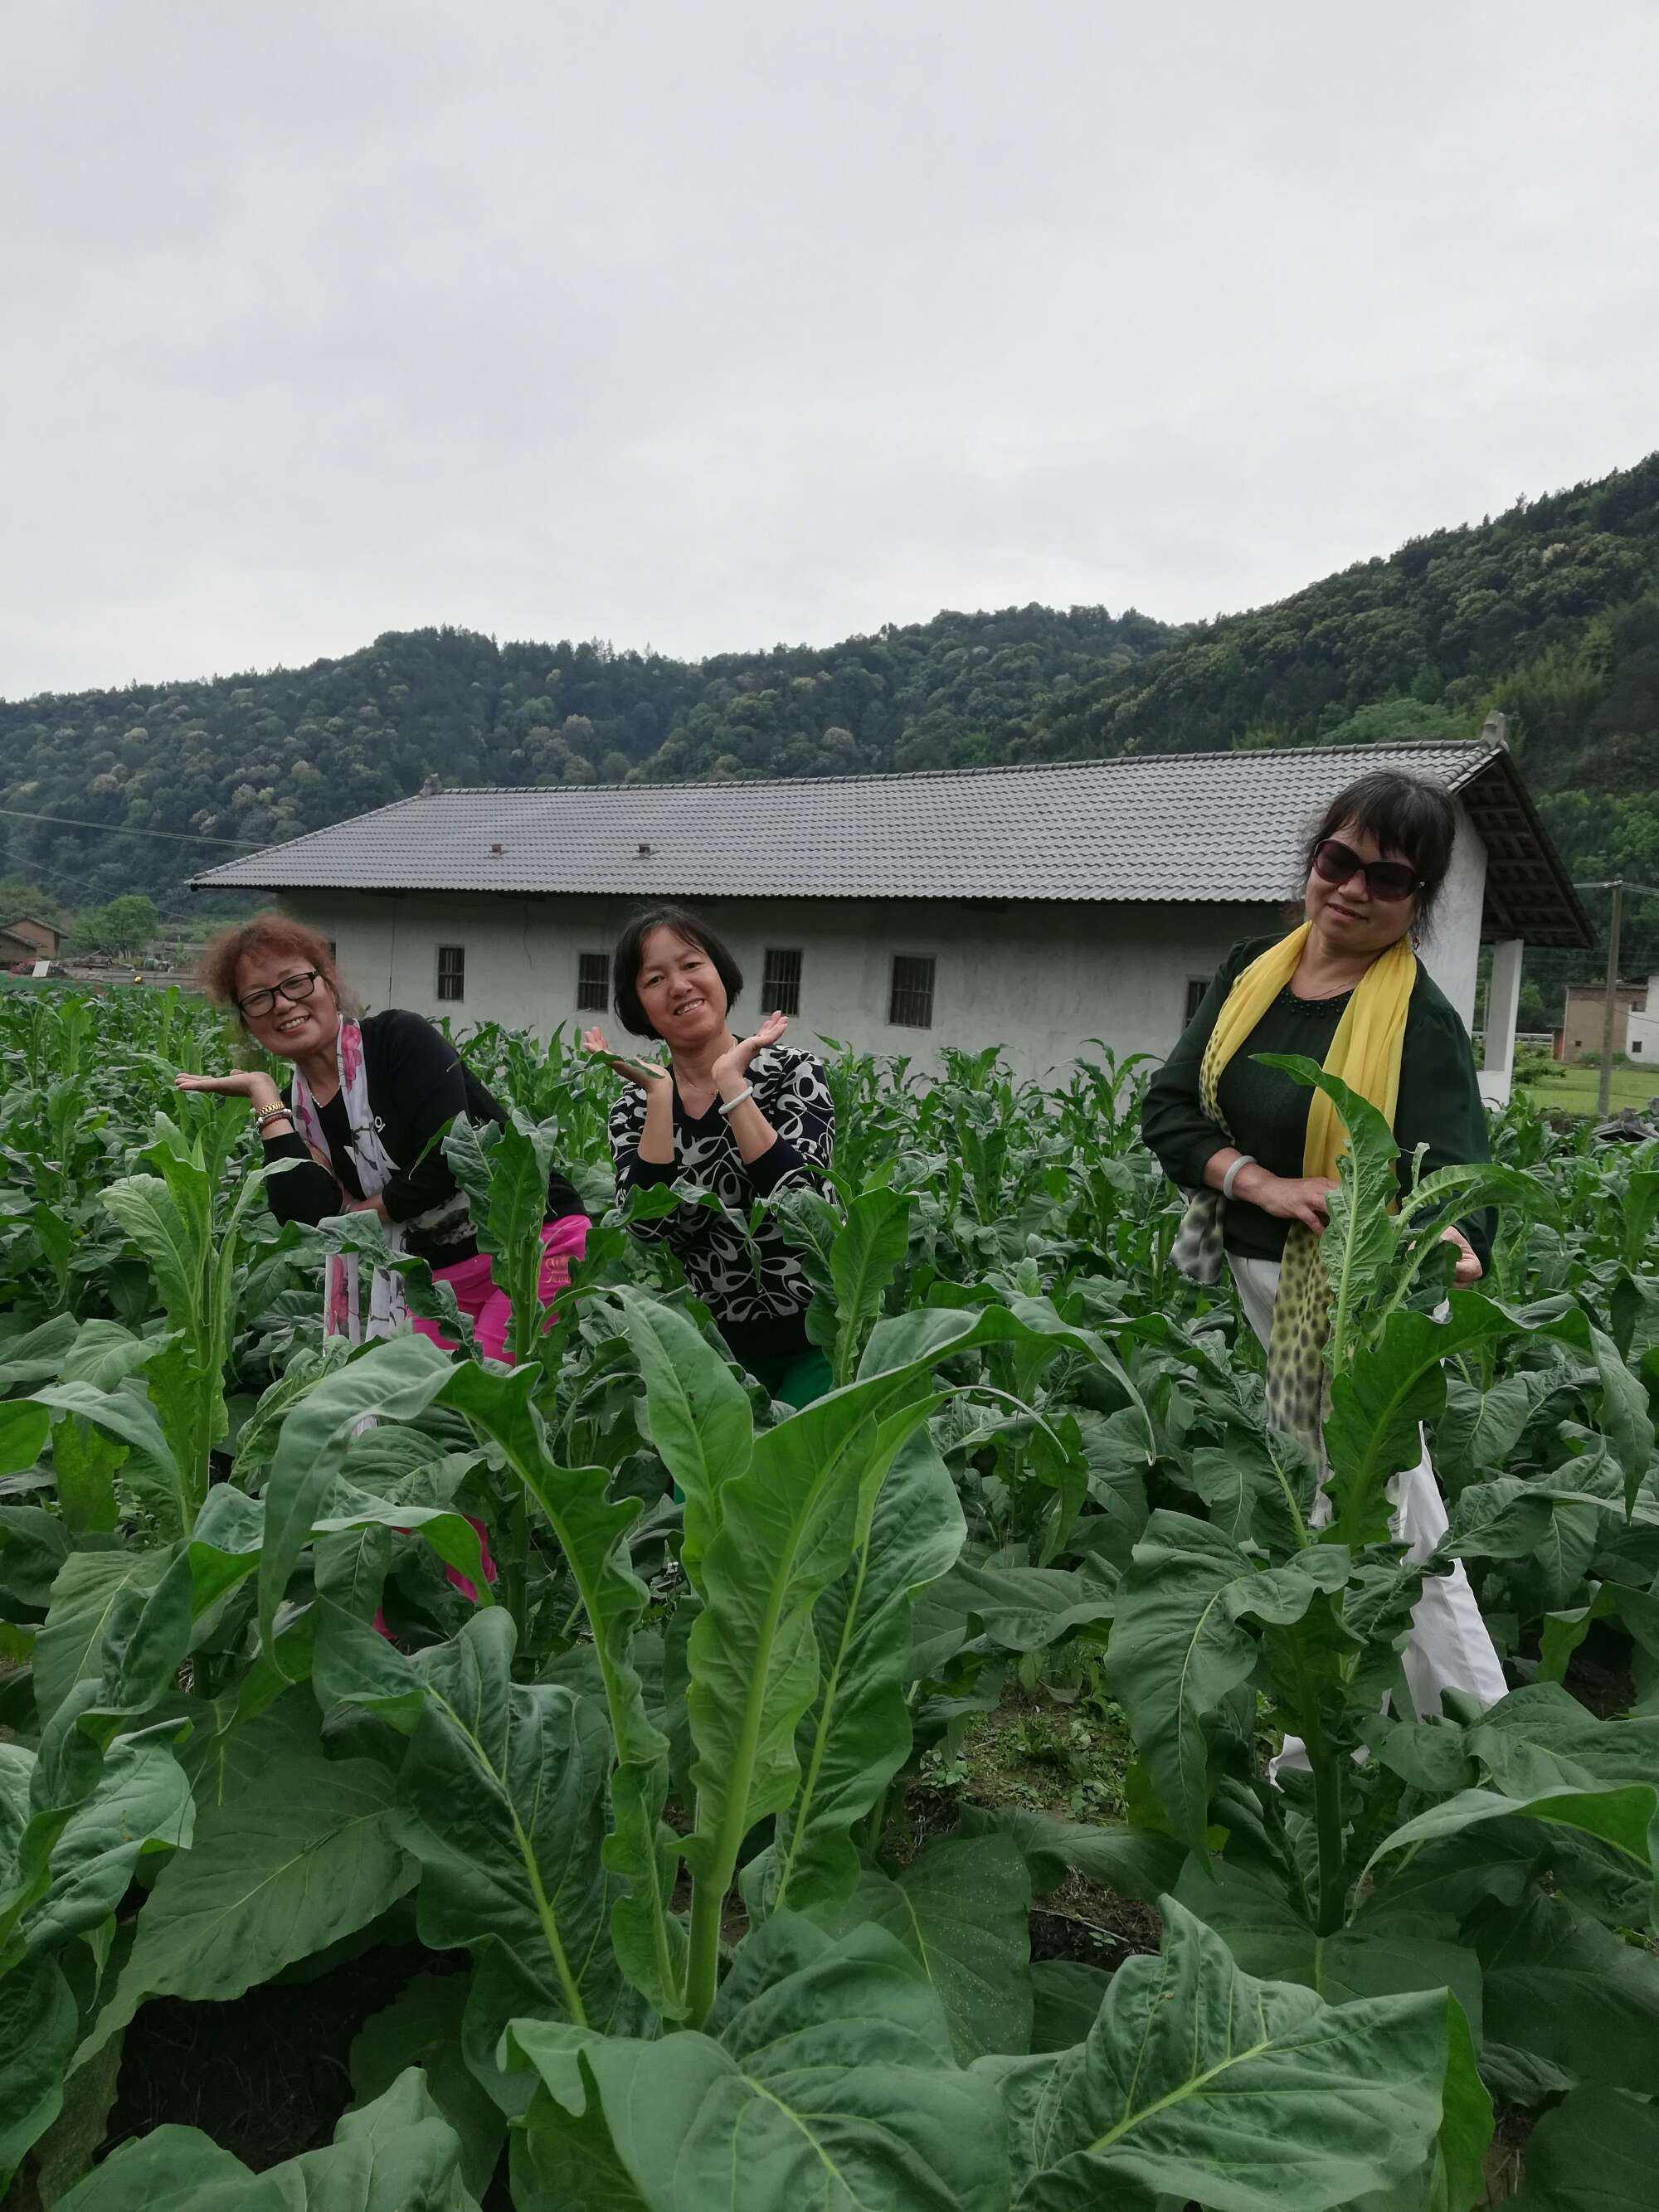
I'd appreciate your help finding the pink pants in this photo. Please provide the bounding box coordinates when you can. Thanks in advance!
[411,1214,588,1364]
[389,1214,588,1617]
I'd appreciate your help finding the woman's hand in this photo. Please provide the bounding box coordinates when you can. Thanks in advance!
[712,1010,788,1090]
[1238,1169,1339,1233]
[348,1194,391,1225]
[1439,1223,1483,1286]
[175,1070,283,1111]
[580,1028,670,1091]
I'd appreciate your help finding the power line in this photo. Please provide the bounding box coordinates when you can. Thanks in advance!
[0,804,266,848]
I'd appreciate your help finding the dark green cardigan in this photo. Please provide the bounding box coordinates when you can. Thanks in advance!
[1141,936,1493,1266]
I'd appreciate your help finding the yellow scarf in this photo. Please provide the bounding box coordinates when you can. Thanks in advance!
[1197,921,1416,1451]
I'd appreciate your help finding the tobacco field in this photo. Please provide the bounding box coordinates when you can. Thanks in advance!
[2,984,1657,2210]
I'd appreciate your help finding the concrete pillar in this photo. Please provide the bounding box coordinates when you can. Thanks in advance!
[1478,936,1525,1108]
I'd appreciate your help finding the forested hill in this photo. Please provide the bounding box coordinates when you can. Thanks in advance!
[3,454,1658,974]
[0,605,1170,912]
[1014,456,1659,959]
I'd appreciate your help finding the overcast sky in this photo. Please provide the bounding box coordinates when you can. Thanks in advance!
[4,1,1657,702]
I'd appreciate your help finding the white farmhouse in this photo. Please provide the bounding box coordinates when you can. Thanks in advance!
[192,737,1588,1101]
[1626,978,1659,1069]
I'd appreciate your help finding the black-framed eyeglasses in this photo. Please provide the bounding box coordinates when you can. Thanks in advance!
[1311,839,1420,903]
[237,970,320,1019]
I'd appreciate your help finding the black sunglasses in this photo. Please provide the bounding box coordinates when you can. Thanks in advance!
[1311,839,1420,903]
[237,969,320,1019]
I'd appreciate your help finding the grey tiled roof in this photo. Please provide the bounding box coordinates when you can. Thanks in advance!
[192,739,1591,944]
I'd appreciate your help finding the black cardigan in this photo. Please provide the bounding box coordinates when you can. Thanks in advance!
[262,1009,583,1266]
[1141,936,1493,1266]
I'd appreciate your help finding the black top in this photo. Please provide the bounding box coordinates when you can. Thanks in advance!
[1141,936,1493,1266]
[262,1009,584,1267]
[608,1046,835,1366]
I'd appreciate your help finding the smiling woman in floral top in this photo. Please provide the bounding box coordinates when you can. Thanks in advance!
[584,904,836,1408]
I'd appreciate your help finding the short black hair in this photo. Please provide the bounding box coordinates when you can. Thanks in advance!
[1301,770,1457,931]
[611,905,744,1038]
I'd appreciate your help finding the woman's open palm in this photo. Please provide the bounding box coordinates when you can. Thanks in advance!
[715,1010,788,1083]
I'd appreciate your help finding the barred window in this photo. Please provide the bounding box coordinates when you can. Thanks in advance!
[436,945,465,1003]
[888,954,935,1028]
[1185,975,1211,1026]
[577,951,610,1013]
[762,946,802,1016]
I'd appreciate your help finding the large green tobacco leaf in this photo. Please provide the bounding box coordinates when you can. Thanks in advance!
[0,1502,71,1616]
[99,1123,273,1529]
[0,1313,78,1392]
[1436,1373,1536,1476]
[30,1379,188,1539]
[1104,1510,1353,1855]
[33,1549,168,1724]
[921,1558,1116,1655]
[1365,1781,1659,1889]
[1,1705,193,2185]
[1467,1682,1659,1798]
[679,1339,975,2021]
[53,2068,475,2211]
[814,1833,1034,2063]
[392,1607,625,2039]
[50,1413,124,1540]
[823,1183,912,1386]
[1451,1478,1604,1610]
[0,1397,50,1478]
[258,1332,487,1666]
[1256,1057,1400,1367]
[110,1735,414,2008]
[0,1953,79,2187]
[10,1728,194,1963]
[981,1894,1465,2212]
[761,1424,965,1918]
[1506,2083,1659,2212]
[508,1915,1010,2212]
[956,1805,1185,1907]
[350,1973,504,2203]
[435,1359,684,2020]
[1326,1294,1655,1544]
[1170,1856,1484,2041]
[615,1286,750,1580]
[445,1111,563,1368]
[1471,1889,1659,2093]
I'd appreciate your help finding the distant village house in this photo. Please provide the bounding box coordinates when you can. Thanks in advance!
[1,915,59,960]
[193,737,1589,1106]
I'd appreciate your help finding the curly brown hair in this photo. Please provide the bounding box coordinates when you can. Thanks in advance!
[197,913,355,1023]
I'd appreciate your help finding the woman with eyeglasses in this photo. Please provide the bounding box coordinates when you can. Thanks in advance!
[174,916,586,1356]
[1142,769,1507,1725]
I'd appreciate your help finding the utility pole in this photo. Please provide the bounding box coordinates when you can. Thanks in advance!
[1598,879,1624,1121]
[1572,878,1659,1121]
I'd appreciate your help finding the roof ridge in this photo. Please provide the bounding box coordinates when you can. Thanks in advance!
[382,736,1496,803]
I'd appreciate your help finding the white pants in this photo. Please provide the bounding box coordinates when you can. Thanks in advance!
[1228,1255,1507,1745]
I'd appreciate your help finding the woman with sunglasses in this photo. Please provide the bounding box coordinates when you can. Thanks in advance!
[1143,769,1506,1726]
[174,916,586,1357]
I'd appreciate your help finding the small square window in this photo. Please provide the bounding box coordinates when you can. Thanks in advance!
[762,946,802,1017]
[577,951,610,1013]
[436,945,465,1002]
[1185,975,1212,1026]
[888,954,935,1028]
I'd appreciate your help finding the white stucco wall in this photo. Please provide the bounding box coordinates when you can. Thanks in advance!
[1418,802,1486,1032]
[283,796,1489,1079]
[286,888,1289,1077]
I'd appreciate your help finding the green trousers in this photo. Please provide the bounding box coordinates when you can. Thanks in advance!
[748,1347,834,1410]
